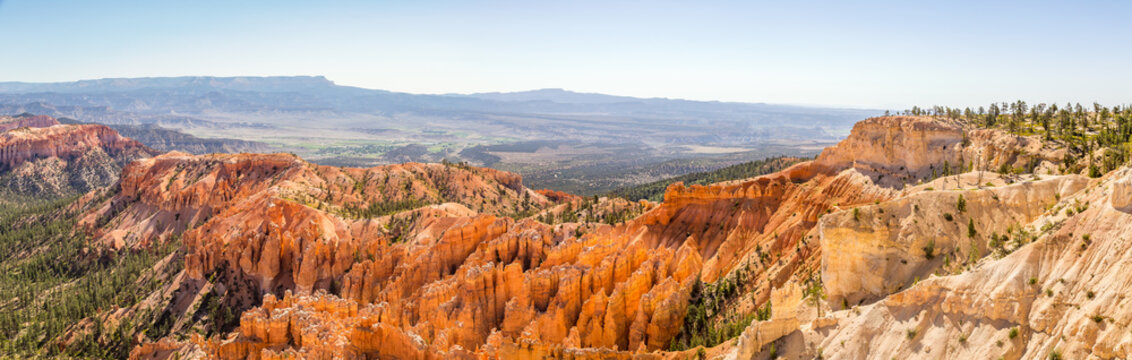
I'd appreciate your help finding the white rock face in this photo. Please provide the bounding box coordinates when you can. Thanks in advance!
[815,116,965,182]
[814,116,1064,189]
[1111,172,1132,210]
[820,174,1088,305]
[724,164,1132,360]
[719,116,1112,360]
[725,318,800,360]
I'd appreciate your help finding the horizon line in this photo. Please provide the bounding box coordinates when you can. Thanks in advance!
[0,74,887,111]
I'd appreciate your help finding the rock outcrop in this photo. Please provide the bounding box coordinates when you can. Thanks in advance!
[0,123,151,171]
[0,116,156,197]
[101,115,1091,359]
[80,152,543,248]
[816,116,1063,188]
[815,116,967,178]
[821,174,1088,305]
[775,168,1131,359]
[0,113,60,131]
[720,117,1132,360]
[124,120,903,358]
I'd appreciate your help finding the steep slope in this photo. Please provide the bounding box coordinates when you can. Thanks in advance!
[0,113,60,131]
[762,169,1131,359]
[0,114,164,358]
[63,152,560,357]
[128,116,965,359]
[813,116,1062,188]
[0,114,1075,359]
[0,114,157,198]
[608,156,806,202]
[80,152,537,248]
[821,173,1087,305]
[720,117,1126,359]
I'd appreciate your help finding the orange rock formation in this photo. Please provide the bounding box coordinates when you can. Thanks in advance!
[0,122,153,171]
[0,116,157,196]
[0,114,60,132]
[112,115,1065,359]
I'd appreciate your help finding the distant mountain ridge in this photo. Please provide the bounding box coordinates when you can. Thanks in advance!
[463,88,659,104]
[0,76,879,193]
[0,76,349,94]
[0,77,878,147]
[0,76,874,115]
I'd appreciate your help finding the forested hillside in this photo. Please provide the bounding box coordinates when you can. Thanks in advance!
[899,101,1132,176]
[608,156,806,201]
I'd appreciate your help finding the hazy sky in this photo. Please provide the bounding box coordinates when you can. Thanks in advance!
[1,0,1129,109]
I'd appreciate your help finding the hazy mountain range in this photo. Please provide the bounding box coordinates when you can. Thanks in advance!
[0,76,880,193]
[0,76,877,134]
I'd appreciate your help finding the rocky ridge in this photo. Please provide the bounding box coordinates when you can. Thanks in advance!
[718,116,1132,359]
[0,113,60,132]
[130,116,946,358]
[48,115,1092,359]
[0,114,157,197]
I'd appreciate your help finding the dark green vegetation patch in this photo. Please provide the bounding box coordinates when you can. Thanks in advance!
[609,156,805,202]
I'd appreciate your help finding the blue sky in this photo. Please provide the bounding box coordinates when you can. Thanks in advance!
[0,0,1129,108]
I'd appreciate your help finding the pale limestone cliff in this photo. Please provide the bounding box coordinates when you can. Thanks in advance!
[718,116,1111,360]
[821,174,1088,305]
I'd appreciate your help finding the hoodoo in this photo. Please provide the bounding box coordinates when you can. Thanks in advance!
[3,113,1128,360]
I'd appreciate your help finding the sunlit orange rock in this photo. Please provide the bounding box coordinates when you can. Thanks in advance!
[130,115,1071,359]
[0,114,59,131]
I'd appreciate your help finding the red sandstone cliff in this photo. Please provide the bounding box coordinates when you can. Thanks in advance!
[0,114,60,132]
[0,115,157,196]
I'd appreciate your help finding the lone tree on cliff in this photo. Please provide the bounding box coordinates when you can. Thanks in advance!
[804,273,826,318]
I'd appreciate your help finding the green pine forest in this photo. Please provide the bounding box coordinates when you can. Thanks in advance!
[608,156,806,202]
[898,101,1132,177]
[0,196,182,358]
